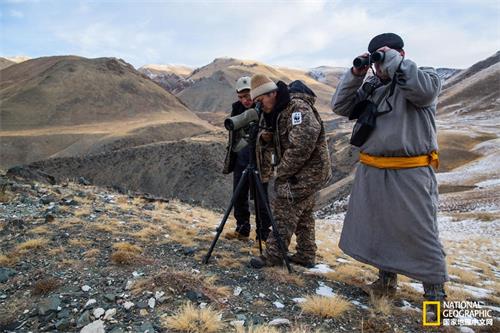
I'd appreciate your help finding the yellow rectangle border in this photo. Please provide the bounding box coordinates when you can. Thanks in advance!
[422,301,441,326]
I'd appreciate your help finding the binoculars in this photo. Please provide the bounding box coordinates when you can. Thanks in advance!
[353,51,385,68]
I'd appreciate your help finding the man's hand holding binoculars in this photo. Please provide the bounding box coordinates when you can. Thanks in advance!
[352,52,370,76]
[352,46,391,76]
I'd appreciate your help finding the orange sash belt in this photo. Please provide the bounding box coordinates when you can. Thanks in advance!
[359,151,439,170]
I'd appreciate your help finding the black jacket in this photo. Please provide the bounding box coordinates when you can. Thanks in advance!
[222,101,254,174]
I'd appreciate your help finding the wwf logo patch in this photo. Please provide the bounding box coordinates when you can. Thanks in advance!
[292,112,302,125]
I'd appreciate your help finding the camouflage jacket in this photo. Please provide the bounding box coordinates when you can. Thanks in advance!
[257,91,332,200]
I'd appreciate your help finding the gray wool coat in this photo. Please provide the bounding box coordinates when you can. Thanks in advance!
[331,49,448,284]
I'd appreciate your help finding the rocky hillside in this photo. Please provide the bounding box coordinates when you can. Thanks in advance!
[174,58,338,116]
[26,131,231,209]
[0,56,200,130]
[0,57,16,71]
[307,66,346,88]
[138,65,194,94]
[436,68,461,82]
[438,51,500,118]
[0,56,213,168]
[3,170,499,333]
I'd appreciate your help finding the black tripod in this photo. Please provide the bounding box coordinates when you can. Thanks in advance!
[203,122,292,273]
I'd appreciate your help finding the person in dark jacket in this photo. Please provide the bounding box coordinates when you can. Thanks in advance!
[222,76,272,241]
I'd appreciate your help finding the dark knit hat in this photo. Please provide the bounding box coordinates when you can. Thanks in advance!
[368,33,404,53]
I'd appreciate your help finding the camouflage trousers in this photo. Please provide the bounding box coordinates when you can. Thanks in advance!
[264,193,317,262]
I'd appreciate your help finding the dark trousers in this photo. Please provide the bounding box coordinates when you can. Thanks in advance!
[233,164,272,239]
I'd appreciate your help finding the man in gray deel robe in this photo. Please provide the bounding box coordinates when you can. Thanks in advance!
[331,33,448,302]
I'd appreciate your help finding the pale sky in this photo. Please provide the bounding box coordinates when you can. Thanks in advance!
[1,0,499,70]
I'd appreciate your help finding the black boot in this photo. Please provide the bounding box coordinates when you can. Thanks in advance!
[423,283,446,322]
[423,283,446,301]
[365,270,398,297]
[287,254,315,269]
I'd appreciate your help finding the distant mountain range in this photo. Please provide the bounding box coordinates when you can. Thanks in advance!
[1,51,498,209]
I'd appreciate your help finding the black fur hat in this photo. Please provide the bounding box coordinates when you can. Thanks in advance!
[368,33,404,53]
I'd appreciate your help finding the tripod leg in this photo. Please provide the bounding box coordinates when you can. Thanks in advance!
[249,172,263,255]
[252,172,292,273]
[203,170,250,264]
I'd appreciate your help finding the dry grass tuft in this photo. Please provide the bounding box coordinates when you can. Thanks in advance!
[47,246,65,256]
[446,286,474,301]
[29,225,51,234]
[93,223,117,233]
[74,207,92,218]
[84,248,100,259]
[68,238,91,247]
[471,260,495,279]
[214,252,244,269]
[264,267,305,286]
[398,284,422,302]
[131,226,161,240]
[59,258,78,267]
[203,276,232,299]
[0,254,10,266]
[300,295,352,318]
[32,277,60,295]
[369,294,392,316]
[111,250,140,265]
[0,253,18,266]
[324,264,375,285]
[110,242,143,265]
[15,238,50,253]
[112,242,142,254]
[448,267,481,286]
[162,302,223,333]
[0,184,14,202]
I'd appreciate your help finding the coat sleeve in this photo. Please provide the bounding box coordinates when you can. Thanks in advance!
[380,49,441,107]
[276,102,321,179]
[331,69,367,117]
[256,134,274,183]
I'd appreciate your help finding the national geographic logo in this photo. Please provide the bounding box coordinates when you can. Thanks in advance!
[422,301,494,327]
[422,301,441,326]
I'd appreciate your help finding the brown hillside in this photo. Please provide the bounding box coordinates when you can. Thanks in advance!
[443,51,500,89]
[139,64,193,77]
[0,57,15,70]
[0,56,213,167]
[138,64,195,94]
[0,56,201,130]
[29,131,231,208]
[435,51,500,196]
[178,57,338,117]
[438,62,500,117]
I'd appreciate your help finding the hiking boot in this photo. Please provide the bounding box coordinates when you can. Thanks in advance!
[249,255,283,269]
[423,283,447,322]
[288,254,315,268]
[224,230,249,241]
[423,283,447,301]
[255,229,270,242]
[363,270,398,297]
